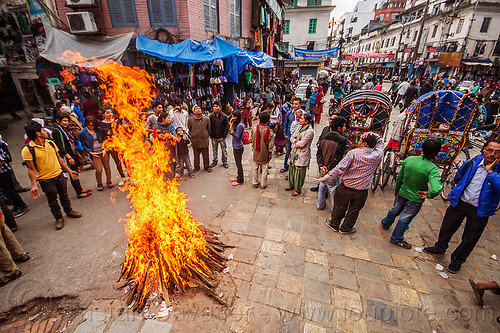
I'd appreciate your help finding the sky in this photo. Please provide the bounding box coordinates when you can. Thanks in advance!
[330,1,358,21]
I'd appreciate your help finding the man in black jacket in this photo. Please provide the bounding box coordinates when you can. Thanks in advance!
[209,101,230,168]
[316,116,347,210]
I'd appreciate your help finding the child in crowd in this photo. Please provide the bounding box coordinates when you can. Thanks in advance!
[175,127,194,179]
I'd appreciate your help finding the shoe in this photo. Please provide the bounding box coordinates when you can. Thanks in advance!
[447,263,461,274]
[280,168,288,173]
[55,218,65,230]
[253,184,259,188]
[260,185,267,189]
[66,211,82,218]
[209,161,217,168]
[223,163,229,169]
[310,186,319,192]
[14,253,30,263]
[423,247,445,254]
[339,227,356,234]
[193,167,200,173]
[390,240,412,249]
[317,206,325,210]
[381,223,390,230]
[13,205,29,218]
[232,181,243,186]
[77,192,92,198]
[107,182,114,188]
[81,189,92,193]
[97,185,104,191]
[118,179,125,186]
[469,279,485,306]
[231,177,238,182]
[285,187,293,191]
[324,219,339,232]
[205,168,213,173]
[189,174,195,179]
[0,270,22,287]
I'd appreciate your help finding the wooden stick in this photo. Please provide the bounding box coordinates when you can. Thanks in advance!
[186,263,217,289]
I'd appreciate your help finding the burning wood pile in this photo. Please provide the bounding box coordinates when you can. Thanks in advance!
[61,55,232,312]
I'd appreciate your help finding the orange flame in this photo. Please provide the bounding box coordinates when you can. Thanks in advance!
[60,70,77,91]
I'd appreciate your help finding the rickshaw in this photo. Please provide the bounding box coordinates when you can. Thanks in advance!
[376,90,478,199]
[336,90,392,190]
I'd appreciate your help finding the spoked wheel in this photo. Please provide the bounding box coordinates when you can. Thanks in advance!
[380,152,393,189]
[440,163,458,201]
[371,163,381,192]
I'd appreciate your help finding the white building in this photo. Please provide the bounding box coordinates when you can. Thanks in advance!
[342,0,384,42]
[282,0,335,53]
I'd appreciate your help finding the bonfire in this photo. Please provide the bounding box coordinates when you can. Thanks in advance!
[61,54,231,312]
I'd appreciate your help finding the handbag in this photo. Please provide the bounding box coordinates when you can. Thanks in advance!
[320,96,327,104]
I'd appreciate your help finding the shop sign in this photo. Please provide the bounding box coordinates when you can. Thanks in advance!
[344,53,395,59]
[47,78,61,86]
[438,52,463,67]
[427,47,437,52]
[404,48,413,53]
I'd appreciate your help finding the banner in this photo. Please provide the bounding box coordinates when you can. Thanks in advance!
[344,53,395,59]
[294,47,339,59]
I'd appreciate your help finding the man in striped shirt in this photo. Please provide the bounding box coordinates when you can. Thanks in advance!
[315,132,384,234]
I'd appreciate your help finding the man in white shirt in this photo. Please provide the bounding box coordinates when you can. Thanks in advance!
[169,97,189,134]
[393,79,410,108]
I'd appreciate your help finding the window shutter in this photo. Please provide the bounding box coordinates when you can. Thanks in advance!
[148,0,177,27]
[123,0,137,25]
[108,0,138,27]
[235,0,240,36]
[163,0,176,26]
[203,0,211,30]
[210,0,218,32]
[108,0,125,26]
[148,0,163,26]
[230,0,235,35]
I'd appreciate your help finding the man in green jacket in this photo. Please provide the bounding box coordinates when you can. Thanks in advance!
[381,139,443,249]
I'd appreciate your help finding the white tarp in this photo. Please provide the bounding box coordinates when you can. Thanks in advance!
[40,28,133,67]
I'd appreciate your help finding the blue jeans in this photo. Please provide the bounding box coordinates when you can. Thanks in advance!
[317,177,340,210]
[381,195,422,243]
[176,154,193,175]
[283,138,291,169]
[211,138,228,164]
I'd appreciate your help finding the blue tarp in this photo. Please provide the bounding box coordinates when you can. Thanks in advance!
[136,34,242,63]
[224,51,274,83]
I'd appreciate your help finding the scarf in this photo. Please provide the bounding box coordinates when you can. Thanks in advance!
[255,123,270,152]
[55,123,77,154]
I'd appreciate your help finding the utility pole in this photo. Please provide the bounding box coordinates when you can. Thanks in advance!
[461,0,480,53]
[412,0,430,63]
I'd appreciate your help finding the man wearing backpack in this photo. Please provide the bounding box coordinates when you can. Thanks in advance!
[22,121,82,230]
[424,138,500,273]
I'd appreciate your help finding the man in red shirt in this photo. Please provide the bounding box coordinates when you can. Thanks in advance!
[81,91,101,120]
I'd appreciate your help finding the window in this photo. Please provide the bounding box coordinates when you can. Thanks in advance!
[456,19,464,34]
[391,36,396,46]
[480,17,491,33]
[473,41,487,57]
[289,0,298,7]
[203,0,218,32]
[306,41,315,50]
[431,5,439,16]
[431,25,438,38]
[351,16,358,23]
[493,34,500,56]
[283,20,290,34]
[413,30,418,41]
[307,0,322,6]
[282,42,289,53]
[148,0,177,27]
[107,0,138,28]
[230,0,241,37]
[347,27,353,35]
[308,19,317,34]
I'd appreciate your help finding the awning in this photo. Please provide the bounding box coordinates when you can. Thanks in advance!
[224,51,274,83]
[40,28,133,67]
[462,61,493,66]
[136,34,241,63]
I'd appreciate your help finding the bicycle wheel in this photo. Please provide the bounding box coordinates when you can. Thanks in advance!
[440,164,458,201]
[371,163,381,191]
[380,152,393,189]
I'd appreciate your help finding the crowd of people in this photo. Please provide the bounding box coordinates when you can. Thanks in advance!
[0,71,499,314]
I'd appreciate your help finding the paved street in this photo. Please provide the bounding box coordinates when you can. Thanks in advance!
[0,94,499,332]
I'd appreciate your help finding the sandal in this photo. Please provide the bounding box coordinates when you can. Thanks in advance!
[14,253,30,263]
[0,270,22,287]
[280,168,288,173]
[469,279,485,306]
[285,187,293,191]
[230,177,238,182]
[232,181,243,186]
[81,189,92,193]
[77,192,92,198]
[291,191,300,196]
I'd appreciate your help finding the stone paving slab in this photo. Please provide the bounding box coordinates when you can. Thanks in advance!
[74,311,110,333]
[106,314,142,333]
[139,320,172,333]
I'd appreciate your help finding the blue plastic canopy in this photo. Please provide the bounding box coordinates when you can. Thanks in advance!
[224,51,274,83]
[136,34,242,63]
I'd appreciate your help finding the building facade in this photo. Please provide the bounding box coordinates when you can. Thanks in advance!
[282,0,335,53]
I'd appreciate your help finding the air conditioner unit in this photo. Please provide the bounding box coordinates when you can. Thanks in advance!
[66,0,96,5]
[66,12,98,34]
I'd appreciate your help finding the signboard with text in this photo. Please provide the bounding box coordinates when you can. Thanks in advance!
[294,47,339,59]
[438,52,463,67]
[344,53,395,59]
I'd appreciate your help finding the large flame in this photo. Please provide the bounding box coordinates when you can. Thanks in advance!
[59,53,228,311]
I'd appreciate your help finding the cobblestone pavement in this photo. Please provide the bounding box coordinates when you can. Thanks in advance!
[0,95,499,332]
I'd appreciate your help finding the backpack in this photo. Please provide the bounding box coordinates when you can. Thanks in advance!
[242,131,251,145]
[22,140,57,172]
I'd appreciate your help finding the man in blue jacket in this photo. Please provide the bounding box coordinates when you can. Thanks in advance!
[424,139,500,273]
[281,98,303,173]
